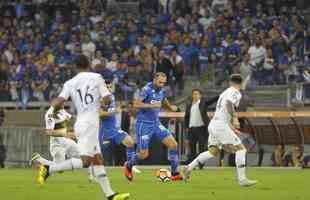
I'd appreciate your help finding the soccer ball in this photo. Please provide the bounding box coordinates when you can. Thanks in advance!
[156,168,171,183]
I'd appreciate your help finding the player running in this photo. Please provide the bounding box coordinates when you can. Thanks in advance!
[99,81,140,173]
[183,74,258,187]
[36,54,129,200]
[29,106,96,182]
[124,72,182,181]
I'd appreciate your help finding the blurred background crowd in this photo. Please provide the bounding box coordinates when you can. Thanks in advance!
[0,0,309,108]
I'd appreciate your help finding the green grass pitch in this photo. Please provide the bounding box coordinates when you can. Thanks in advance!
[0,167,309,200]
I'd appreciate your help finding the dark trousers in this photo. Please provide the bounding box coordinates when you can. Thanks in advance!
[188,126,208,161]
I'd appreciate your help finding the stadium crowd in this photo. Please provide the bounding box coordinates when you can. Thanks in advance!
[0,0,309,108]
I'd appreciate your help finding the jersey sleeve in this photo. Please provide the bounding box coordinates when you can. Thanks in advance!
[136,85,149,100]
[228,91,242,107]
[97,76,111,98]
[59,82,71,100]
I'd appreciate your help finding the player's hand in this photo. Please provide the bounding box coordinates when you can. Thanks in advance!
[232,118,240,130]
[170,105,178,112]
[66,132,77,141]
[152,102,162,108]
[233,128,242,136]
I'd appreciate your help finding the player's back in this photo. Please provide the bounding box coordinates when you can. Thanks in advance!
[212,86,241,124]
[62,72,109,125]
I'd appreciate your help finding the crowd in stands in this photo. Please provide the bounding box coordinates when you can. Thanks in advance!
[271,144,310,168]
[0,0,309,108]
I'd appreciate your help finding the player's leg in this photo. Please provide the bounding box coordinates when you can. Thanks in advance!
[93,145,130,200]
[30,140,65,166]
[117,130,141,173]
[63,137,96,182]
[183,123,220,182]
[231,144,257,186]
[115,130,135,162]
[37,124,95,185]
[216,124,257,186]
[157,123,182,181]
[30,152,54,166]
[124,121,152,181]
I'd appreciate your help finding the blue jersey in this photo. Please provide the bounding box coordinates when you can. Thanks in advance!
[100,94,116,131]
[136,82,165,123]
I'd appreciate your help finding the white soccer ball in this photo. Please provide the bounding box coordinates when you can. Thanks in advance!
[156,168,171,183]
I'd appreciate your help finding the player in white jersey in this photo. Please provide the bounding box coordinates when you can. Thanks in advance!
[29,106,96,182]
[183,74,258,187]
[36,55,129,200]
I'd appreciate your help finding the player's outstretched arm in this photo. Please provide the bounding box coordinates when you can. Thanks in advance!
[99,107,121,117]
[46,129,67,137]
[162,98,178,112]
[133,98,161,109]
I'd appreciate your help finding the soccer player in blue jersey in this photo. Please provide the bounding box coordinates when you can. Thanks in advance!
[124,72,182,181]
[99,81,136,170]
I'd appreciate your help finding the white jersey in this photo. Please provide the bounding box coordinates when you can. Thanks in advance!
[59,72,110,125]
[213,86,242,123]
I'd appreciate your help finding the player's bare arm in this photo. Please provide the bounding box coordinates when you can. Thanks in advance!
[133,97,161,109]
[46,129,67,137]
[162,98,178,112]
[99,106,121,117]
[226,100,241,135]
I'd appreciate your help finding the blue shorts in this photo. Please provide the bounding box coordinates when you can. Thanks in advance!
[99,128,128,150]
[135,120,171,150]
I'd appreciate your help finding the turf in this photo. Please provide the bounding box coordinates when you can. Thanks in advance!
[0,167,309,200]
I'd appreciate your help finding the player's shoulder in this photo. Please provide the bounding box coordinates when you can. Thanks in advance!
[224,87,241,97]
[80,72,102,79]
[142,82,153,92]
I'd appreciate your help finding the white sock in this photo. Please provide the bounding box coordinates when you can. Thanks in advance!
[188,151,214,171]
[93,165,115,197]
[235,149,247,181]
[86,165,94,178]
[49,158,83,173]
[37,156,54,165]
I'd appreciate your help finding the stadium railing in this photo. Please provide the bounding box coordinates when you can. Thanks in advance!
[159,111,310,159]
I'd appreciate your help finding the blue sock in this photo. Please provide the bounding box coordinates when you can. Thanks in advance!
[127,150,138,169]
[126,146,135,161]
[168,149,179,175]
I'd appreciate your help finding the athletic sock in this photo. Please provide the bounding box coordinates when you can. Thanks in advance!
[93,165,115,197]
[127,152,138,169]
[37,156,54,165]
[235,149,247,181]
[86,165,95,179]
[126,146,135,162]
[49,158,83,173]
[168,149,179,175]
[188,151,214,171]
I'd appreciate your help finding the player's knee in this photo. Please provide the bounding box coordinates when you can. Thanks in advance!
[139,151,149,159]
[80,156,93,167]
[126,137,135,148]
[93,154,104,165]
[234,144,246,152]
[168,141,178,150]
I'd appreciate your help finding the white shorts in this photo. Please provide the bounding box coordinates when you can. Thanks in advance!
[74,121,101,157]
[50,137,80,163]
[207,120,242,147]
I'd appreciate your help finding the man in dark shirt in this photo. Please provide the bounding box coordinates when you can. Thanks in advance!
[184,89,218,163]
